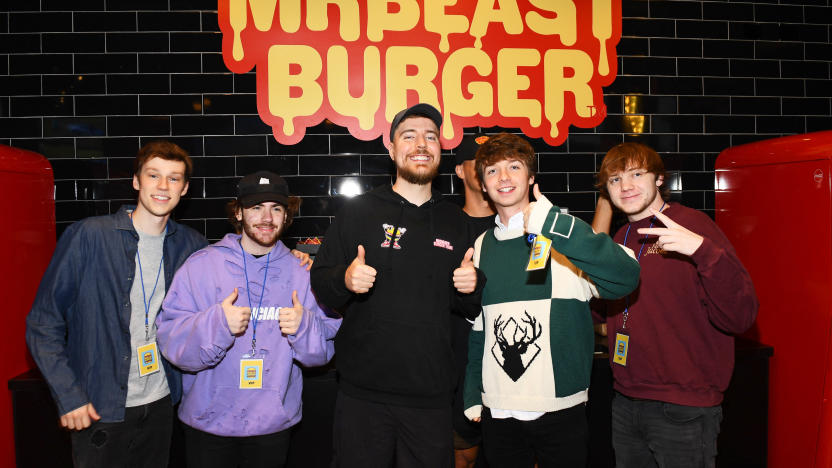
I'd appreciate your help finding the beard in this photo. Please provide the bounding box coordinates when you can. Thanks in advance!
[241,218,282,249]
[397,157,439,185]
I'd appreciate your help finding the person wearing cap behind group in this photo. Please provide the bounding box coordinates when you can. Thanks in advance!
[311,104,485,467]
[156,171,341,468]
[451,133,494,468]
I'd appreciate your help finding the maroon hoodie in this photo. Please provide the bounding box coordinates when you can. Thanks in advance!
[600,203,758,407]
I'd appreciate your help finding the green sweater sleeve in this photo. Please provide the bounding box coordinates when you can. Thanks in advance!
[463,318,485,419]
[527,196,640,299]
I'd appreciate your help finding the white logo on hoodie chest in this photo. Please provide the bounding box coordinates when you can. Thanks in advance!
[251,306,282,321]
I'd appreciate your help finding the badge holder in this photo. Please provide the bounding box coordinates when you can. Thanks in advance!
[613,330,629,366]
[137,342,161,377]
[240,348,269,389]
[526,234,552,271]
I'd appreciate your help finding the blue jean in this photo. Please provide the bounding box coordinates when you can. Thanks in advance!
[611,392,722,468]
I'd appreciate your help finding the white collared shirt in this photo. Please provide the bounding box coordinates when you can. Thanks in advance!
[494,211,524,232]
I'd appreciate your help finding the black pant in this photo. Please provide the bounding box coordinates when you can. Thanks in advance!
[70,395,173,468]
[611,393,722,468]
[481,404,588,468]
[332,390,453,468]
[182,423,291,468]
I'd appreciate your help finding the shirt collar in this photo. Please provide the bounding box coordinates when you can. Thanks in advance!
[495,211,524,232]
[114,204,177,236]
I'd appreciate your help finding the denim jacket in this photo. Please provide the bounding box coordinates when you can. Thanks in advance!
[26,206,207,422]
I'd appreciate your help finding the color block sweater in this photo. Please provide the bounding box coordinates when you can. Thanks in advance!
[464,197,640,419]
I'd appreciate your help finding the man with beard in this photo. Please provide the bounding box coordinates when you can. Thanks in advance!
[593,142,757,468]
[157,171,340,468]
[26,141,208,467]
[311,103,484,468]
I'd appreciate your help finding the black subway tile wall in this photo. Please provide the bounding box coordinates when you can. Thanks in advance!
[2,1,831,243]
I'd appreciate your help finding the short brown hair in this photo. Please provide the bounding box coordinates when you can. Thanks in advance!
[596,142,669,200]
[474,133,537,183]
[134,141,193,182]
[225,197,301,234]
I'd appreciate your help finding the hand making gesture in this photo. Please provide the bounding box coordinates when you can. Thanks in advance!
[278,290,304,335]
[453,248,477,294]
[637,208,704,256]
[222,288,252,335]
[345,245,377,294]
[522,184,544,233]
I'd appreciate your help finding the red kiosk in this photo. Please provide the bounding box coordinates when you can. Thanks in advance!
[0,145,56,467]
[716,131,832,468]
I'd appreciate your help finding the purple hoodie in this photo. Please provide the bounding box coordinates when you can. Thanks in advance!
[157,234,340,437]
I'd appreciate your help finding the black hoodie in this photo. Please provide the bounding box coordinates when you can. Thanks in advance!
[311,184,484,408]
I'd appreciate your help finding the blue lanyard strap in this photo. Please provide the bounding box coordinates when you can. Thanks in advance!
[135,230,166,342]
[240,241,270,354]
[620,202,665,329]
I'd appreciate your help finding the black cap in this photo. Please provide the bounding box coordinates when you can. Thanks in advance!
[237,171,290,208]
[389,103,443,142]
[454,133,490,165]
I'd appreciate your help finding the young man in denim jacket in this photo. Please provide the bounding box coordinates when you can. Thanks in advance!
[26,141,207,467]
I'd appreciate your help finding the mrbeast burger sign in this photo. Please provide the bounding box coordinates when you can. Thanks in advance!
[219,0,621,147]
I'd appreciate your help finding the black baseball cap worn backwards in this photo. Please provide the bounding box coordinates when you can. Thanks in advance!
[454,133,490,166]
[238,170,289,208]
[389,103,443,142]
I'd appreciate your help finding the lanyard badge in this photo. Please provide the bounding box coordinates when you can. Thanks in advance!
[137,342,161,376]
[240,358,264,389]
[613,202,666,367]
[239,242,270,388]
[613,332,629,366]
[526,234,552,271]
[134,228,166,378]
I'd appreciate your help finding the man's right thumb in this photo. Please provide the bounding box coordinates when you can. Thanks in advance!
[224,287,238,305]
[356,245,366,264]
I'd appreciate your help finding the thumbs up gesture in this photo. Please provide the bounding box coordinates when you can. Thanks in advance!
[279,290,304,335]
[522,183,544,233]
[453,247,477,294]
[345,245,377,294]
[222,288,251,335]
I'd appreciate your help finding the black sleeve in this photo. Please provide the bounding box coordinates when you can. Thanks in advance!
[452,217,486,320]
[310,209,354,310]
